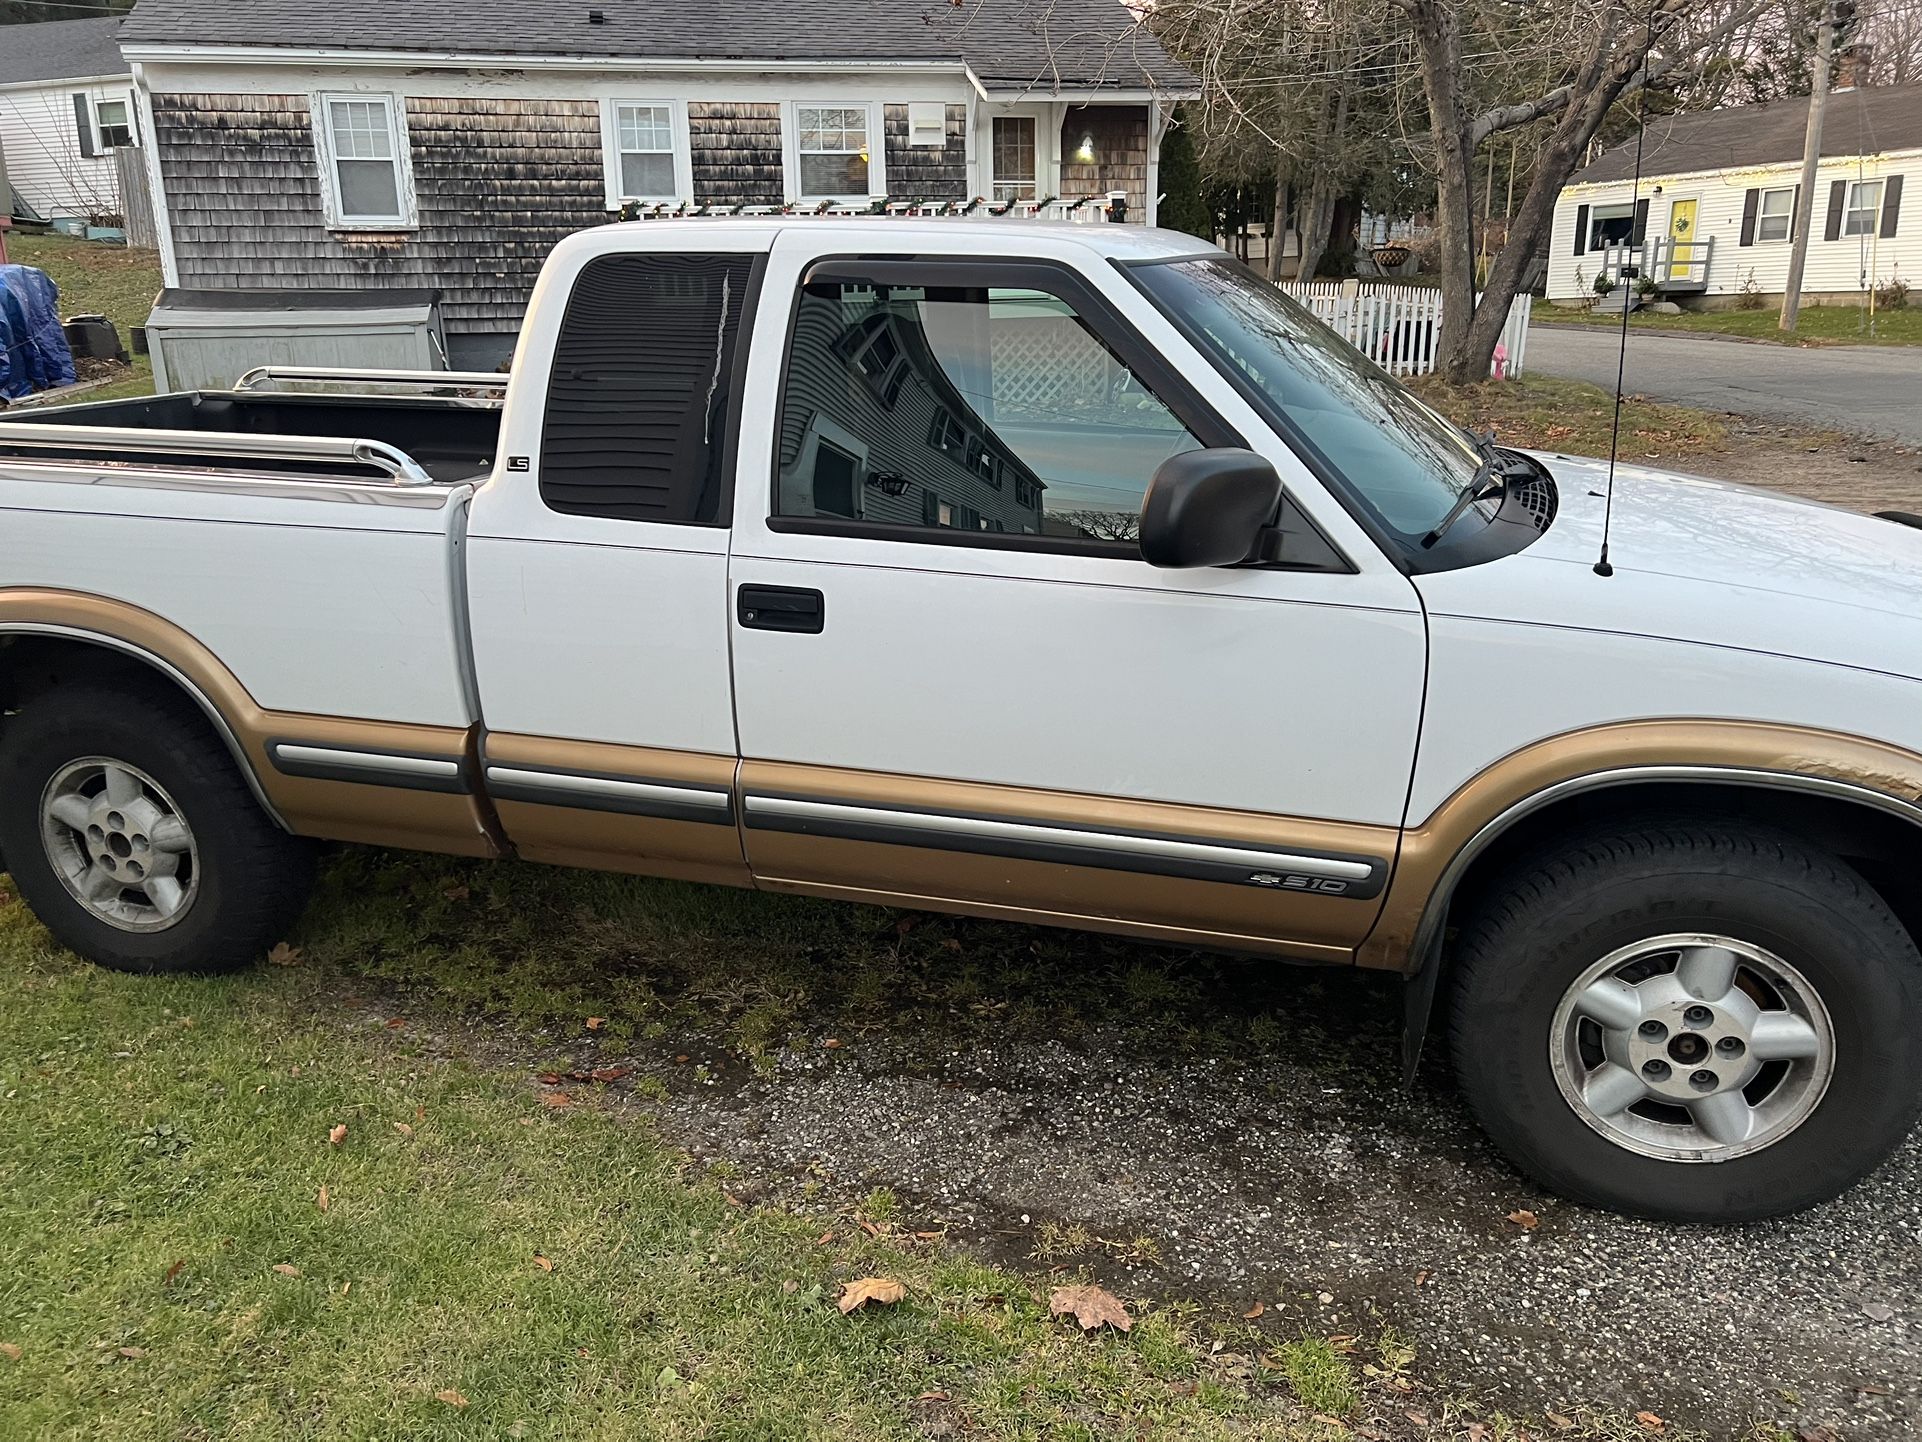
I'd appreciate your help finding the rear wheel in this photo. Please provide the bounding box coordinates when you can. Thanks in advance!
[0,680,315,974]
[1449,822,1922,1221]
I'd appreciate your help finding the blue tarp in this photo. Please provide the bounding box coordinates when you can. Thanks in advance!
[0,264,77,400]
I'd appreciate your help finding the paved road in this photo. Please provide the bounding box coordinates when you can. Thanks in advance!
[1527,324,1922,444]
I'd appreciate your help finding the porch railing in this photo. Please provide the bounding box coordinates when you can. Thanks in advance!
[1594,234,1715,292]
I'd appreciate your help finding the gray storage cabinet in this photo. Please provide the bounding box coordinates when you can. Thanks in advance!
[145,288,448,392]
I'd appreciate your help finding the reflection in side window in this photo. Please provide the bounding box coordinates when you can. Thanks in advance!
[775,280,1199,543]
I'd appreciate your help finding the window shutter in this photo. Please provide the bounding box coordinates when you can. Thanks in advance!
[1791,184,1801,239]
[1824,180,1846,241]
[1738,189,1759,246]
[1572,204,1588,255]
[922,489,941,525]
[73,94,98,158]
[1631,198,1650,245]
[1880,175,1904,238]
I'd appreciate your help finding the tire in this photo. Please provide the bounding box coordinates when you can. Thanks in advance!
[1448,822,1922,1222]
[0,678,315,974]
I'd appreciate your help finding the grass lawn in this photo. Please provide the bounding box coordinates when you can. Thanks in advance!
[0,851,1745,1442]
[5,232,161,403]
[1532,297,1922,346]
[1409,373,1731,463]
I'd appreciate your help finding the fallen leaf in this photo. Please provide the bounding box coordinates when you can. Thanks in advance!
[1048,1283,1132,1332]
[536,1072,562,1086]
[822,1038,843,1050]
[1636,1412,1665,1433]
[443,884,470,901]
[1414,1269,1430,1286]
[1506,1209,1540,1231]
[118,1346,147,1359]
[1545,1413,1576,1430]
[162,1259,187,1287]
[723,1191,745,1208]
[1313,1416,1346,1428]
[316,1185,329,1213]
[533,1255,553,1273]
[384,1017,406,1030]
[589,1067,632,1084]
[837,1277,907,1314]
[1405,1413,1430,1428]
[856,1219,880,1238]
[327,1124,347,1147]
[1243,1301,1265,1319]
[917,1389,951,1401]
[272,1264,302,1277]
[673,1055,689,1065]
[0,1342,19,1361]
[436,1389,469,1408]
[816,1230,835,1245]
[267,942,301,967]
[781,1279,799,1294]
[585,1016,605,1031]
[538,1091,574,1108]
[1465,1424,1488,1442]
[393,1122,415,1139]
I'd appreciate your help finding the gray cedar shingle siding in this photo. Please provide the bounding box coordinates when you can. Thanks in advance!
[153,93,609,333]
[882,105,968,201]
[1058,105,1148,217]
[689,102,785,206]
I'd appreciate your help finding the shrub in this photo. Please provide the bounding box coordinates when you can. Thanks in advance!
[1735,268,1766,310]
[1875,269,1910,311]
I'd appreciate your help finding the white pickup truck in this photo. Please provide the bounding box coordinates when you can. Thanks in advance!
[3,219,1920,1222]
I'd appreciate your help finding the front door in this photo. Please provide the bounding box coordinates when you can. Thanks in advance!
[725,240,1427,959]
[1666,198,1698,282]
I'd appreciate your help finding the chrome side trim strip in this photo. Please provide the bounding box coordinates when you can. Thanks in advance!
[0,421,437,486]
[743,793,1386,897]
[484,765,735,825]
[1406,765,1922,968]
[0,622,289,831]
[268,741,468,794]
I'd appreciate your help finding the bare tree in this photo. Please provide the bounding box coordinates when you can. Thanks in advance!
[1396,0,1773,382]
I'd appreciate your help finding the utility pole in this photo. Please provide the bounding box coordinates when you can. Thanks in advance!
[1780,2,1840,331]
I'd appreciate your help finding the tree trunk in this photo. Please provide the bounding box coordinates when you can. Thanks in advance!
[1267,158,1291,282]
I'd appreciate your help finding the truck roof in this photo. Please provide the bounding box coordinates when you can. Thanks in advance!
[596,217,1225,263]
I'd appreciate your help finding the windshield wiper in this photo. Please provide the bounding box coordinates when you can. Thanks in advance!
[1421,432,1526,549]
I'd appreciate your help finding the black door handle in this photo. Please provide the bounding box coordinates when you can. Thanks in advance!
[738,585,825,634]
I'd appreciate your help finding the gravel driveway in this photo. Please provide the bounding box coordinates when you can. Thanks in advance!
[610,960,1921,1441]
[1528,325,1922,444]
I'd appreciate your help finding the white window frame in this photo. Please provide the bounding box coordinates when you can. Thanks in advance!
[312,91,417,231]
[782,100,886,202]
[1755,186,1794,243]
[1844,179,1884,237]
[91,93,137,152]
[1587,201,1635,250]
[601,98,692,209]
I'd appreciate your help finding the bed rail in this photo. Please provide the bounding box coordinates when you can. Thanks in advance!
[233,366,509,401]
[0,421,438,485]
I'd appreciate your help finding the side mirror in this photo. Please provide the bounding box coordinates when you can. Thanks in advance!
[1138,448,1283,568]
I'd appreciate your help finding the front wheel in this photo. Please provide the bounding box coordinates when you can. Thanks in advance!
[0,679,315,974]
[1449,823,1922,1222]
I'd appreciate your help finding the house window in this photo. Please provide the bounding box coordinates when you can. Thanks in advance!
[1587,202,1634,249]
[1845,180,1884,237]
[94,97,134,150]
[1756,187,1794,242]
[794,105,875,198]
[612,102,680,201]
[992,116,1038,203]
[317,93,412,227]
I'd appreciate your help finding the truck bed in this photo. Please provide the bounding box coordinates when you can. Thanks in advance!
[0,371,504,485]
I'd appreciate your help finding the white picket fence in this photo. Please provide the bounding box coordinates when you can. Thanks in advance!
[1280,282,1531,379]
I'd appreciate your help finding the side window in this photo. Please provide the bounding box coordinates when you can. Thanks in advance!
[540,252,756,524]
[774,276,1200,544]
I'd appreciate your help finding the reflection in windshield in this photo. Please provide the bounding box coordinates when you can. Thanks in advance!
[1132,257,1483,546]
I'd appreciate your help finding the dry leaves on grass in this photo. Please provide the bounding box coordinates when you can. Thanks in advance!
[393,1122,414,1139]
[1505,1209,1539,1230]
[436,1388,469,1408]
[316,1185,329,1213]
[1048,1283,1132,1332]
[585,1016,605,1031]
[327,1124,347,1147]
[532,1255,554,1273]
[837,1277,906,1314]
[163,1260,185,1286]
[1636,1412,1666,1433]
[272,1264,302,1277]
[538,1091,574,1109]
[0,1342,21,1361]
[266,942,301,967]
[1242,1301,1265,1319]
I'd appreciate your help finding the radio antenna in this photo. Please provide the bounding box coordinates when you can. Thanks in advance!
[1596,7,1662,578]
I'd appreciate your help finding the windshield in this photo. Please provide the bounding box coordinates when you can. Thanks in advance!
[1130,256,1485,548]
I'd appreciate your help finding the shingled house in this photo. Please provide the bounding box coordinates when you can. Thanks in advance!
[117,0,1197,368]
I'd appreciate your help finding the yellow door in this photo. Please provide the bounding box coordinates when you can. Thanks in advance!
[1667,199,1698,281]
